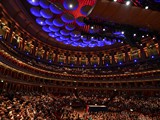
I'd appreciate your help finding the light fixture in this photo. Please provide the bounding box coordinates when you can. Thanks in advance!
[91,36,94,39]
[133,34,136,37]
[40,21,43,24]
[140,44,143,46]
[91,26,94,29]
[151,56,154,59]
[32,0,35,2]
[121,31,124,34]
[69,4,73,9]
[113,0,117,2]
[146,34,149,36]
[81,35,83,38]
[142,35,144,38]
[145,6,149,9]
[103,28,106,31]
[121,41,123,43]
[126,1,130,6]
[134,59,137,62]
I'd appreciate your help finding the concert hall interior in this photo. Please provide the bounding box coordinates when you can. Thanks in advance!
[0,0,160,119]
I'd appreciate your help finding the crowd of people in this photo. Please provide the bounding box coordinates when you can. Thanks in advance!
[0,90,160,120]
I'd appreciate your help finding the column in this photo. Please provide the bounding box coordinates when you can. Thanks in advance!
[7,22,15,43]
[110,50,115,65]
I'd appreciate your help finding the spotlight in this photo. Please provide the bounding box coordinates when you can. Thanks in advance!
[32,0,35,2]
[94,64,96,67]
[142,35,144,38]
[26,52,29,55]
[121,41,123,43]
[121,31,124,34]
[153,37,156,40]
[126,1,130,6]
[103,28,106,31]
[145,6,149,9]
[140,44,143,46]
[40,22,43,24]
[91,26,94,29]
[151,56,154,59]
[113,0,117,2]
[134,59,137,62]
[106,64,109,67]
[81,35,83,38]
[119,62,122,65]
[146,34,149,36]
[69,4,73,9]
[91,36,94,39]
[133,34,136,37]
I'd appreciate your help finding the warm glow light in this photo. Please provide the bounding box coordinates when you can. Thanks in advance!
[126,1,130,6]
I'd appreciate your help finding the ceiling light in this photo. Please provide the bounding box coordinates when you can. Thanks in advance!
[69,4,73,9]
[91,26,94,29]
[126,1,130,6]
[133,34,136,37]
[145,6,149,9]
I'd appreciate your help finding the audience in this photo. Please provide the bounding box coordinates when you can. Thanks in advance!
[0,90,159,120]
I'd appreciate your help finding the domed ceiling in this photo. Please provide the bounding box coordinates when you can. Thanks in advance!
[26,0,126,48]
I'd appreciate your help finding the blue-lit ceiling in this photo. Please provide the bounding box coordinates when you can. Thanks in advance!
[27,0,125,47]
